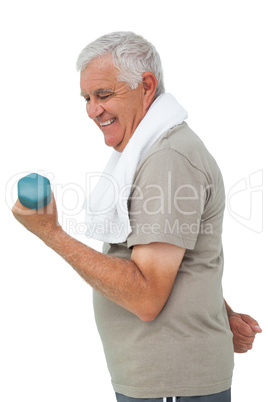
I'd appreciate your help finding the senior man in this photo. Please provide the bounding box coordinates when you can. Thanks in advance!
[13,32,262,402]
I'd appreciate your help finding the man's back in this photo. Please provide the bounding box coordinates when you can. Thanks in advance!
[94,122,234,399]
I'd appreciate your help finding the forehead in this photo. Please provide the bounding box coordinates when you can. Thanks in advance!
[80,55,119,94]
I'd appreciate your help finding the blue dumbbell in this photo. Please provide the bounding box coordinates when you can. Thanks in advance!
[18,173,51,210]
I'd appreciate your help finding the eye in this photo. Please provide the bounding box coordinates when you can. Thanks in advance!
[98,94,111,100]
[85,97,90,102]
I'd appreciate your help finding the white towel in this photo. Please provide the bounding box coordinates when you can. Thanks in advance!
[84,93,188,243]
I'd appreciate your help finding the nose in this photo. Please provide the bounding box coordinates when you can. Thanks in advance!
[86,99,104,120]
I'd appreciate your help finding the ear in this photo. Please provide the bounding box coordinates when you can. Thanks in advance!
[142,72,158,111]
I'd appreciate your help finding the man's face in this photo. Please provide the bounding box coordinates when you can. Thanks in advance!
[80,55,147,152]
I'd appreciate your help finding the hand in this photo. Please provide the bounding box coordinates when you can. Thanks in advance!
[228,312,262,353]
[12,192,60,241]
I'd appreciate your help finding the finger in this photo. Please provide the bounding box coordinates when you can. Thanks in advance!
[241,314,262,333]
[234,347,249,353]
[235,339,254,349]
[252,325,262,333]
[236,328,256,341]
[234,341,253,353]
[234,338,255,348]
[12,200,37,216]
[230,320,256,338]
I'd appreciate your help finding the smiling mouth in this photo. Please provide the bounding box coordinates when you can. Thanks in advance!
[100,118,116,127]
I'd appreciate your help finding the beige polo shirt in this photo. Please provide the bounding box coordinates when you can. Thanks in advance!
[93,122,234,398]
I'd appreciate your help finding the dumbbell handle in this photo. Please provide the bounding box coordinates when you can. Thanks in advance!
[18,173,51,210]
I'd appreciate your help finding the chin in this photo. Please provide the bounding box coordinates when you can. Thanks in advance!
[104,137,120,150]
[104,134,124,151]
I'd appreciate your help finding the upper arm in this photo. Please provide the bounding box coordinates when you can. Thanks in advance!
[130,242,185,321]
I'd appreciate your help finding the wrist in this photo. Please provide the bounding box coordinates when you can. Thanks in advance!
[41,223,65,247]
[224,299,235,317]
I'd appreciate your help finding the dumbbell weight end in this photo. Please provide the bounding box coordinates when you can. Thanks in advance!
[18,173,52,210]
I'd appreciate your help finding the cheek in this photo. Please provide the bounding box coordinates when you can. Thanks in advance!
[86,103,90,117]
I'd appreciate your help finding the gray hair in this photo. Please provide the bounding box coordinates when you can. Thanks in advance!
[76,31,165,98]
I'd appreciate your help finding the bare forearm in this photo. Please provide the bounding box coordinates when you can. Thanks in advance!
[224,299,234,317]
[42,227,150,318]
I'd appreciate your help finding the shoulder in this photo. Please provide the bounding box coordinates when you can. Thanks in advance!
[135,122,222,186]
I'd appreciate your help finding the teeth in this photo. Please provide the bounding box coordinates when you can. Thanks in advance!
[100,118,116,127]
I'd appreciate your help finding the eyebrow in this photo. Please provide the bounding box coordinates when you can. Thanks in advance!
[80,89,114,97]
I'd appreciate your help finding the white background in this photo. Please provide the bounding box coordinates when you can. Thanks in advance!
[1,1,267,401]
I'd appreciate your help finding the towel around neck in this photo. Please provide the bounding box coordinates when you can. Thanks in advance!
[84,93,188,243]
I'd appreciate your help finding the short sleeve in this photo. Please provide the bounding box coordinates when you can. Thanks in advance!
[127,148,209,250]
